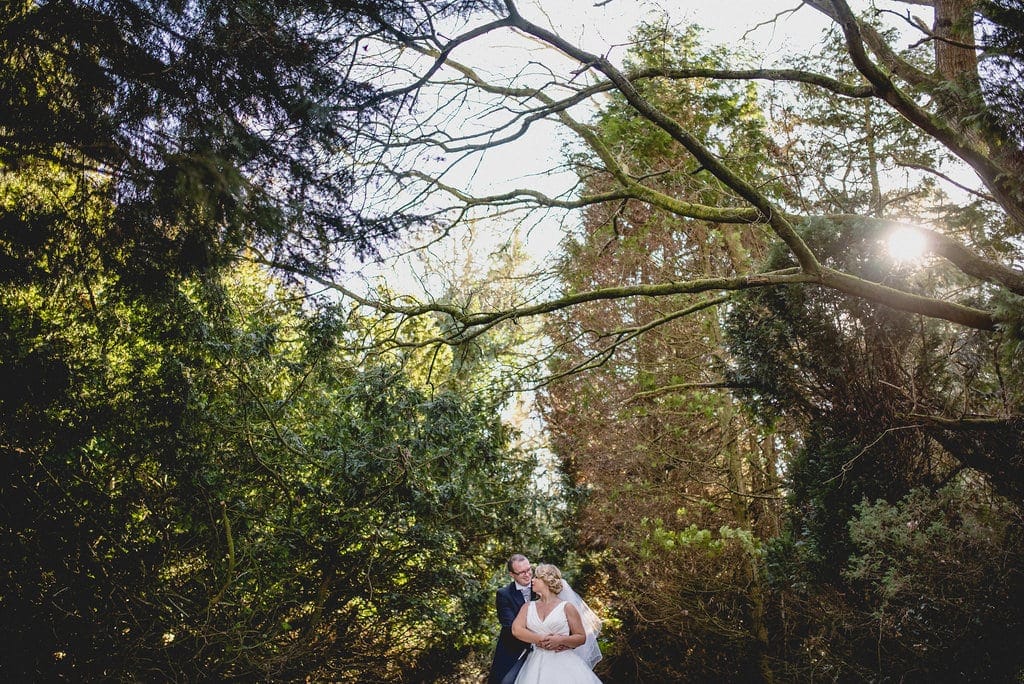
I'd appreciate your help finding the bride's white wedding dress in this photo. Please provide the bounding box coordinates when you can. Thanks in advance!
[515,601,601,684]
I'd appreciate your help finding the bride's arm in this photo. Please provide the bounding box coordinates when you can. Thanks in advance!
[548,603,586,650]
[511,604,541,645]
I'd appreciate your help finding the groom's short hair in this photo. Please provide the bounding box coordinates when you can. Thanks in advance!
[507,553,528,572]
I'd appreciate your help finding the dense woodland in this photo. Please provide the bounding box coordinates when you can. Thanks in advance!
[2,0,1024,682]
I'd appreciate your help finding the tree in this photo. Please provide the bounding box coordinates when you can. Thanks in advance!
[0,245,557,679]
[722,214,1024,678]
[0,0,493,289]
[320,0,1024,499]
[2,2,567,679]
[537,23,782,681]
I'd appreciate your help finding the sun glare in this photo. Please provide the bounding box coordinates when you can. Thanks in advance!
[887,226,928,263]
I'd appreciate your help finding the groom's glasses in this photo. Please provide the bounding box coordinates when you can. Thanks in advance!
[512,567,534,577]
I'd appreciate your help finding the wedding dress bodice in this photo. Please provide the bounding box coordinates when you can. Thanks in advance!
[526,601,569,636]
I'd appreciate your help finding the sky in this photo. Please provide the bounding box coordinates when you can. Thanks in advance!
[350,1,938,295]
[353,1,829,285]
[518,0,829,55]
[337,0,944,432]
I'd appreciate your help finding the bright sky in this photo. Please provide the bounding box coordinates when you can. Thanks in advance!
[336,0,943,430]
[520,0,828,54]
[352,1,936,294]
[440,0,831,189]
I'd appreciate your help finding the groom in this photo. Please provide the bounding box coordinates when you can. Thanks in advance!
[487,553,535,684]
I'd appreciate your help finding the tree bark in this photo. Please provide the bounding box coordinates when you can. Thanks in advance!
[933,0,979,87]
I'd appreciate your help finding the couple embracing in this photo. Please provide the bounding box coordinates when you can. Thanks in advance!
[487,553,602,684]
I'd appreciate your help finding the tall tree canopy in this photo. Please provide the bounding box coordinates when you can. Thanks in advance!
[1,1,564,681]
[331,0,1024,499]
[318,0,1024,679]
[1,0,494,287]
[334,0,1021,326]
[5,0,1024,680]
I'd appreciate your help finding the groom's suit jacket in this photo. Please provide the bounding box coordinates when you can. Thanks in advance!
[487,582,533,684]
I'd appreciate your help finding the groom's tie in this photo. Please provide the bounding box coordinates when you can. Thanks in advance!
[521,587,530,604]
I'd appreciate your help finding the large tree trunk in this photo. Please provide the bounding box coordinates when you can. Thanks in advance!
[933,0,979,86]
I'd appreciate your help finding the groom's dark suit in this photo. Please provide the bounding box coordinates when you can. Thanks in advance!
[487,582,532,683]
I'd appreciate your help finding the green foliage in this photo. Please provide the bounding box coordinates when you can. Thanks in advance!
[590,21,782,211]
[978,0,1024,146]
[0,254,558,681]
[1,4,565,676]
[845,482,1024,681]
[726,213,1024,677]
[639,517,763,559]
[0,0,491,286]
[594,513,770,683]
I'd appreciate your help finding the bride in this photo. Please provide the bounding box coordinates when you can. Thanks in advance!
[510,564,601,684]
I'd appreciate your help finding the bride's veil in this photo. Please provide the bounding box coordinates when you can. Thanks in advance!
[557,580,602,668]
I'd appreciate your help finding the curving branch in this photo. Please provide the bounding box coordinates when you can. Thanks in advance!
[503,0,824,274]
[821,0,1024,226]
[818,267,994,329]
[266,236,996,335]
[830,215,1024,297]
[804,0,937,88]
[628,65,876,98]
[921,229,1024,296]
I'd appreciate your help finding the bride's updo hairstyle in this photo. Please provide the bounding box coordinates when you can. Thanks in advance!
[533,563,564,595]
